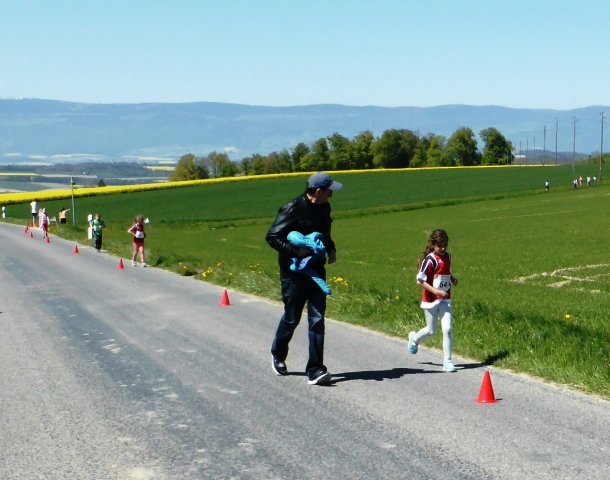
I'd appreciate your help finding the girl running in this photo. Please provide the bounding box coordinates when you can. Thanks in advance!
[40,208,50,239]
[128,215,146,267]
[408,229,458,372]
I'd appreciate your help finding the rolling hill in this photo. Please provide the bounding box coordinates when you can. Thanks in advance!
[0,98,607,164]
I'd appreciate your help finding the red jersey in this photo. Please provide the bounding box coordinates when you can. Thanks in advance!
[417,252,453,308]
[130,223,145,243]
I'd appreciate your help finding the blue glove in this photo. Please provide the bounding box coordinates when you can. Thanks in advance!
[287,231,331,295]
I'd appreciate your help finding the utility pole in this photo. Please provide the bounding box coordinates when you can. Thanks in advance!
[543,125,547,166]
[70,177,76,225]
[572,116,577,178]
[533,137,536,164]
[601,112,605,181]
[555,118,558,166]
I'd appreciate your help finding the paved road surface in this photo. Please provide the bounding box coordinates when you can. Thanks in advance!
[0,223,608,479]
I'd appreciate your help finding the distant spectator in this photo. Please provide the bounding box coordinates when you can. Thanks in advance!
[30,199,38,225]
[91,212,106,252]
[587,176,591,187]
[545,180,550,192]
[59,207,70,224]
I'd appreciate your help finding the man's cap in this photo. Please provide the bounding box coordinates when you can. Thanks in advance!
[307,172,343,191]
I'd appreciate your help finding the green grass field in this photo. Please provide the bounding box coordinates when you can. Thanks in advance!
[4,164,609,397]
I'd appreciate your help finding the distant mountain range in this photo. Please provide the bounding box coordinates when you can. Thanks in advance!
[0,98,607,164]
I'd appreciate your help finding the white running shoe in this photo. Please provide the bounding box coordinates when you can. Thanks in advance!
[408,331,418,354]
[443,360,456,372]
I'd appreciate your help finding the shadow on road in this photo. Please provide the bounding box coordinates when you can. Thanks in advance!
[449,350,511,370]
[330,367,440,384]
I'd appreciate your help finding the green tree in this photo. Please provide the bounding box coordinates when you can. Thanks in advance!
[479,127,514,165]
[240,156,253,176]
[170,153,209,181]
[351,131,375,169]
[247,154,269,175]
[444,127,480,166]
[291,143,310,172]
[243,154,274,175]
[206,151,238,177]
[401,129,419,165]
[411,133,432,168]
[267,150,292,173]
[372,129,416,168]
[426,135,446,167]
[299,138,330,171]
[328,133,354,170]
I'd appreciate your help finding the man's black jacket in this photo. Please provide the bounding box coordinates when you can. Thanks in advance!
[266,193,336,278]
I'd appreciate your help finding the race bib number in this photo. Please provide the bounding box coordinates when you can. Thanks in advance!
[135,231,145,239]
[433,275,451,292]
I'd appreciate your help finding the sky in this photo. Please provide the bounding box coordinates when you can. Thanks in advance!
[2,0,610,110]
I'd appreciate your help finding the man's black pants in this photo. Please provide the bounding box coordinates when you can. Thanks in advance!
[271,273,327,379]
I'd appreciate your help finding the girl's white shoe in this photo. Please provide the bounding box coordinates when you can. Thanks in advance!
[443,360,456,372]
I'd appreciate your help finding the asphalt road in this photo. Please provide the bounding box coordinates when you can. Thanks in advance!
[0,223,608,480]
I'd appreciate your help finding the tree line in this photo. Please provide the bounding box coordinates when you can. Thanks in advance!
[170,126,514,181]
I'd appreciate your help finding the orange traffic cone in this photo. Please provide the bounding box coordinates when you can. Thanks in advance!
[44,236,50,244]
[24,226,29,234]
[73,245,79,254]
[30,232,34,239]
[220,289,231,307]
[117,258,125,270]
[476,370,498,404]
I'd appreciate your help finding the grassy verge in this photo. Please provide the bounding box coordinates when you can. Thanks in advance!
[3,165,608,398]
